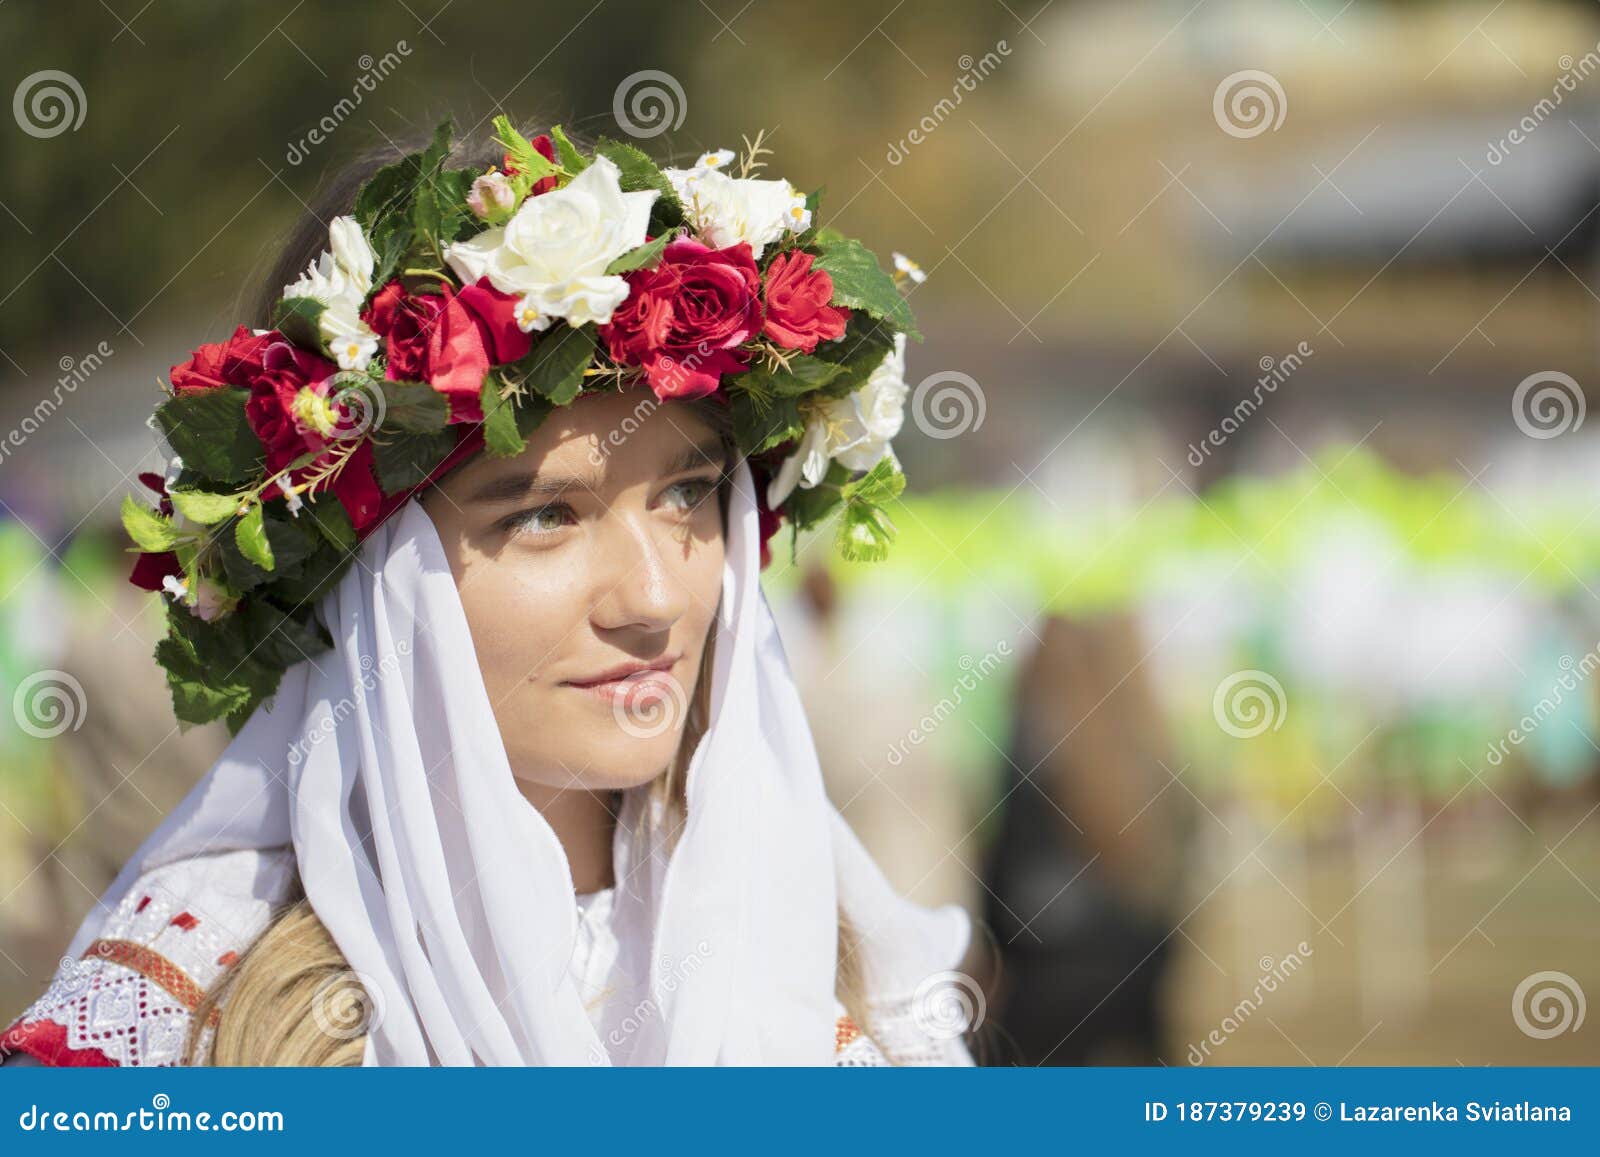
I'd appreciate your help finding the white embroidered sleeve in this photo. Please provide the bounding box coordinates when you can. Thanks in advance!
[1,846,297,1068]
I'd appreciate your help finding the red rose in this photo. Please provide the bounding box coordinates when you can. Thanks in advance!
[169,326,276,393]
[241,337,386,533]
[503,133,559,196]
[597,238,762,400]
[362,279,532,424]
[761,250,850,353]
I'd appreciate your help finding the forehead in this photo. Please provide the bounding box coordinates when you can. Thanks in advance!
[449,388,725,496]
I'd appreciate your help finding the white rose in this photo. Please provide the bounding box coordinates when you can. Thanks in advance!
[765,333,908,508]
[664,165,808,259]
[444,155,657,328]
[283,214,379,370]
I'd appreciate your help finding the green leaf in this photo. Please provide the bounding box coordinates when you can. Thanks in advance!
[840,454,906,507]
[731,392,804,456]
[234,504,275,571]
[168,487,243,525]
[480,373,525,458]
[605,229,677,275]
[121,494,183,551]
[837,501,896,562]
[218,503,320,591]
[737,355,847,399]
[271,295,327,352]
[302,493,356,552]
[520,326,594,406]
[811,235,920,339]
[156,635,254,726]
[593,137,683,231]
[549,124,589,175]
[154,388,264,484]
[377,379,450,433]
[784,460,850,531]
[372,428,458,491]
[811,313,897,398]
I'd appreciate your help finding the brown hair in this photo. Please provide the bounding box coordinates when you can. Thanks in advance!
[185,118,877,1065]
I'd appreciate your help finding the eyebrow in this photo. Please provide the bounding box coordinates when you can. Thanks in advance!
[467,436,727,505]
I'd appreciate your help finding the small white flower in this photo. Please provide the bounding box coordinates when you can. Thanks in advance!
[161,453,184,492]
[444,155,657,328]
[161,574,188,601]
[274,474,303,517]
[513,295,552,334]
[467,171,518,221]
[695,148,736,171]
[766,333,908,509]
[892,251,926,284]
[332,331,378,372]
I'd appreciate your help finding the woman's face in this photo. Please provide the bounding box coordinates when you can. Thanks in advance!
[420,387,727,794]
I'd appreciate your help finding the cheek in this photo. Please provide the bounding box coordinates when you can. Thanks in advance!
[453,552,584,698]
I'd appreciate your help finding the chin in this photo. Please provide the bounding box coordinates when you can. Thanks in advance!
[511,728,686,794]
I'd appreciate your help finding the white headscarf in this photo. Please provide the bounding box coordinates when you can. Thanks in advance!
[65,458,971,1065]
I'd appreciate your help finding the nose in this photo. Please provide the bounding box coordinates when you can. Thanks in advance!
[589,511,693,634]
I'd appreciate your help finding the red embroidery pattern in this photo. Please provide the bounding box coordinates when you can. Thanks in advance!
[81,939,219,1026]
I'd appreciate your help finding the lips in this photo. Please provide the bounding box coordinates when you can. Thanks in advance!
[563,652,681,707]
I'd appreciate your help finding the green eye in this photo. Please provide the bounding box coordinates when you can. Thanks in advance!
[504,504,571,537]
[665,478,717,509]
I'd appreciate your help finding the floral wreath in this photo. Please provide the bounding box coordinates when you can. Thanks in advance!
[121,117,924,732]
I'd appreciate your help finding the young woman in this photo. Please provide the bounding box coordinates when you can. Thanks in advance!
[1,119,977,1066]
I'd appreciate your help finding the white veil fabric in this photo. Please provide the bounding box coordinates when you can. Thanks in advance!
[64,458,972,1065]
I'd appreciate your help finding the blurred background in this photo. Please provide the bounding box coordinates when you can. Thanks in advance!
[2,0,1599,1065]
